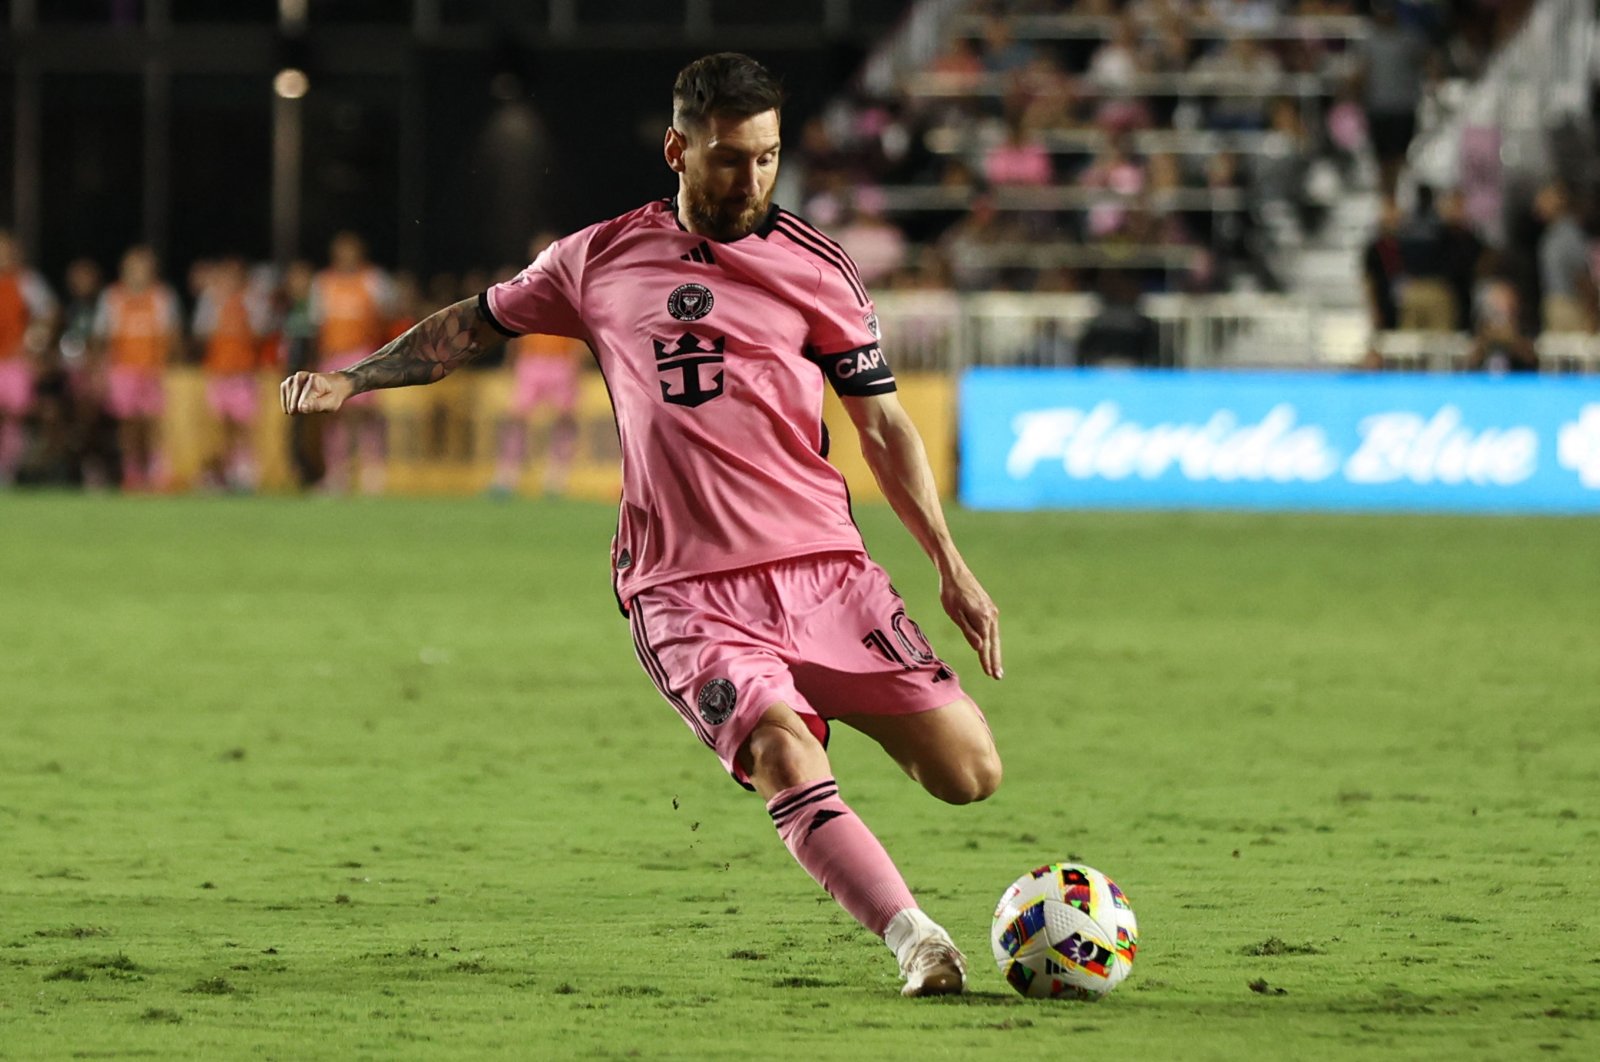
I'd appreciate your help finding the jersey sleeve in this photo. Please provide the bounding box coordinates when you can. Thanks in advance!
[480,234,588,342]
[802,256,895,398]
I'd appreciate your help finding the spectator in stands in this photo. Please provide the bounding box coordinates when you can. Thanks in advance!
[312,231,396,493]
[983,114,1054,188]
[1087,16,1143,92]
[1533,182,1597,334]
[95,245,180,491]
[1078,138,1146,240]
[1207,0,1282,33]
[1193,36,1282,131]
[939,194,1010,291]
[1465,267,1537,374]
[1077,273,1161,367]
[928,36,985,90]
[1396,186,1455,331]
[979,13,1036,76]
[193,257,268,491]
[1353,1,1428,195]
[1361,196,1403,346]
[835,194,910,288]
[0,230,57,487]
[1438,188,1487,332]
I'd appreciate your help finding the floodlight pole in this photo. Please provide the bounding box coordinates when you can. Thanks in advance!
[11,0,42,262]
[271,0,308,267]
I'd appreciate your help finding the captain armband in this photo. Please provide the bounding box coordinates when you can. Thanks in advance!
[808,342,897,397]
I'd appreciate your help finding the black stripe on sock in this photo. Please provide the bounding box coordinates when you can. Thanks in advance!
[771,786,844,831]
[767,779,837,821]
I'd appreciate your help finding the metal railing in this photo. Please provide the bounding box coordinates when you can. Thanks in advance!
[873,291,1600,373]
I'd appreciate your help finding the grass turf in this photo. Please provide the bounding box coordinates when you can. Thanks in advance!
[2,495,1598,1060]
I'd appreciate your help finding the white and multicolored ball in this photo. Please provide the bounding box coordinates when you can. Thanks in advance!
[991,862,1139,999]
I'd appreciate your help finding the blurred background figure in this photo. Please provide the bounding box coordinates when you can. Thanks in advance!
[491,233,586,498]
[312,232,396,493]
[192,257,268,491]
[95,246,179,491]
[1396,186,1455,332]
[1076,273,1161,368]
[1466,265,1538,374]
[0,230,58,486]
[54,258,114,488]
[1533,183,1598,335]
[1353,1,1428,196]
[275,261,320,488]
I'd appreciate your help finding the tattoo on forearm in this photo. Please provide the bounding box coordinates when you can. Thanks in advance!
[338,298,495,394]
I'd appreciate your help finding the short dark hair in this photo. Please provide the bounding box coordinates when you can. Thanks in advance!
[672,53,784,132]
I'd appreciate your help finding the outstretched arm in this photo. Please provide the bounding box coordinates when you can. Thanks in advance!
[841,391,1003,680]
[280,297,507,414]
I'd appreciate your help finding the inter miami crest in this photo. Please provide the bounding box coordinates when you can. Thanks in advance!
[667,282,714,321]
[654,332,726,407]
[698,678,737,726]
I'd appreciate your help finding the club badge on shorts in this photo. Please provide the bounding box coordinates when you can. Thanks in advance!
[668,283,714,322]
[697,678,737,725]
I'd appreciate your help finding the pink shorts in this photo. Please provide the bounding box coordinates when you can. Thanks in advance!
[206,374,258,425]
[0,358,32,415]
[106,367,165,419]
[322,353,378,409]
[512,356,578,416]
[629,551,968,786]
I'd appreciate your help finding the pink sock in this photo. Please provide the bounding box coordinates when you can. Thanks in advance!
[494,421,526,489]
[766,778,917,936]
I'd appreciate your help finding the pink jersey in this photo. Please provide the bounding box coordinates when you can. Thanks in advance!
[483,198,895,603]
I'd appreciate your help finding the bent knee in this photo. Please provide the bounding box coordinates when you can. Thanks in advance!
[926,753,1003,805]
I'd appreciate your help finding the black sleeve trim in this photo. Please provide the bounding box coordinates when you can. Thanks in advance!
[476,289,522,339]
[807,341,897,397]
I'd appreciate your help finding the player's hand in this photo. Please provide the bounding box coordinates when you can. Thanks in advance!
[940,564,1003,680]
[280,371,353,414]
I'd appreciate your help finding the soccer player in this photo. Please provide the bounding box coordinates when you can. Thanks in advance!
[95,246,180,491]
[192,257,269,490]
[281,53,1002,997]
[491,232,588,497]
[0,231,58,486]
[311,232,396,493]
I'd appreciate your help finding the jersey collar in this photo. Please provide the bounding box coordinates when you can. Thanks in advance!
[664,196,779,241]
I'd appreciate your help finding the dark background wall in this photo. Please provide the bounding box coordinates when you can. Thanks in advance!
[2,1,903,284]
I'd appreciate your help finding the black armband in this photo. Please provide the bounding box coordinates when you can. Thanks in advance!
[807,342,897,397]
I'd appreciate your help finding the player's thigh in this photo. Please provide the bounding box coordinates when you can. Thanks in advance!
[629,584,831,794]
[835,697,1002,805]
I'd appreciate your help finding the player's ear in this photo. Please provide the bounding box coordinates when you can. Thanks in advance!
[664,127,687,174]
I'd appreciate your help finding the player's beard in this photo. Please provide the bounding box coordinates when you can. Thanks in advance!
[682,176,773,242]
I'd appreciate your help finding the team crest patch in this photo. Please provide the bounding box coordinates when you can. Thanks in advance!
[863,311,881,339]
[697,678,737,725]
[668,283,715,322]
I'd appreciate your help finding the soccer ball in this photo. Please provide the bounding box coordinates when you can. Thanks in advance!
[991,862,1139,999]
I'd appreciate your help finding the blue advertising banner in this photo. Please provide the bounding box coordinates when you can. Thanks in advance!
[960,369,1600,513]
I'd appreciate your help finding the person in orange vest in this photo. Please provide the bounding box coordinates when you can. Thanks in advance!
[193,257,269,491]
[491,233,587,496]
[0,230,58,485]
[93,245,180,491]
[311,232,395,493]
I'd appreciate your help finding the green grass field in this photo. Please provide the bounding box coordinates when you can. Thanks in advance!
[3,495,1598,1060]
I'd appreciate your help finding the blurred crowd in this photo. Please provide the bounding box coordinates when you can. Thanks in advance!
[799,0,1532,296]
[1359,180,1600,373]
[0,230,587,494]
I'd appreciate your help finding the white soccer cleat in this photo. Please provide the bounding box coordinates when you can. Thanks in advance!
[898,929,967,997]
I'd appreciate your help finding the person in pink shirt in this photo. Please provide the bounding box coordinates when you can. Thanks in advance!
[281,53,1002,998]
[0,231,58,485]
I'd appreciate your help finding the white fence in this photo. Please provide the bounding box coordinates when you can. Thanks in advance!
[872,291,1600,373]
